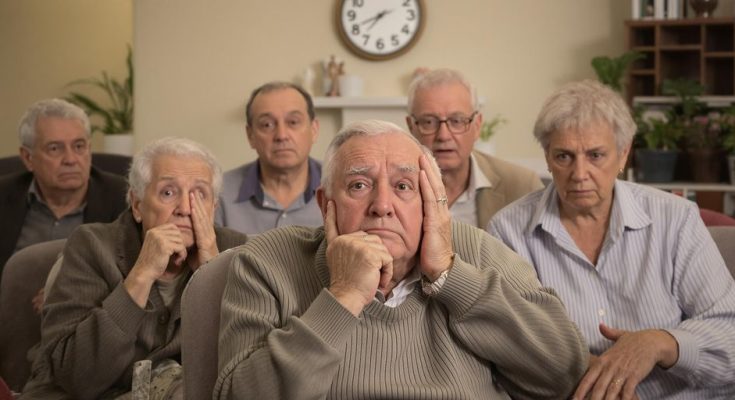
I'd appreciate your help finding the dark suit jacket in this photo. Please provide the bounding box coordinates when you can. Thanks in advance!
[0,166,128,275]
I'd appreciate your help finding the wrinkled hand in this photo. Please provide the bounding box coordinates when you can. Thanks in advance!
[574,323,678,400]
[324,200,393,316]
[189,191,219,269]
[418,154,453,281]
[31,288,45,315]
[125,224,187,307]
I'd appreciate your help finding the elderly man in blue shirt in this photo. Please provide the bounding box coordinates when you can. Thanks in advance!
[488,80,735,399]
[216,82,322,235]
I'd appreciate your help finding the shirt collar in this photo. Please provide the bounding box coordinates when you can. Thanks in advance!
[528,180,652,238]
[26,178,87,213]
[236,158,321,205]
[383,266,422,308]
[455,154,493,203]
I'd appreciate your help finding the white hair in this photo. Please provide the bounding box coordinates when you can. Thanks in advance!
[321,120,440,195]
[127,137,223,206]
[18,98,91,147]
[407,68,479,114]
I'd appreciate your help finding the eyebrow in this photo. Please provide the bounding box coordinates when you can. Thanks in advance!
[346,166,371,176]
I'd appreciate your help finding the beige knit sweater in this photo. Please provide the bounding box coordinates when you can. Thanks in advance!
[215,221,587,399]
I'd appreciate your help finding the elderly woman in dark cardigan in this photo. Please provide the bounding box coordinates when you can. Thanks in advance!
[22,137,247,400]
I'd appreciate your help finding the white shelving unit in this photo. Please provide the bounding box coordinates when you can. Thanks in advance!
[313,96,407,129]
[644,182,735,215]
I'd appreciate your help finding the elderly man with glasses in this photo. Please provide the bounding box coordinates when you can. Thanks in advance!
[406,69,543,228]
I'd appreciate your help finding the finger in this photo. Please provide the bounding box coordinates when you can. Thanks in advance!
[419,153,444,195]
[599,323,626,341]
[573,360,601,400]
[324,200,339,242]
[172,244,188,266]
[418,158,438,204]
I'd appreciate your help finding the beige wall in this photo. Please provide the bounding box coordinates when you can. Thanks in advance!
[0,0,133,157]
[6,0,735,170]
[135,0,635,171]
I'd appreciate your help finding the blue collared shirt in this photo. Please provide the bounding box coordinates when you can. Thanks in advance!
[488,180,735,399]
[215,158,323,235]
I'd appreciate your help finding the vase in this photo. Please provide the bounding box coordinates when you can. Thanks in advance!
[635,149,678,182]
[103,133,134,156]
[690,0,718,17]
[687,148,723,182]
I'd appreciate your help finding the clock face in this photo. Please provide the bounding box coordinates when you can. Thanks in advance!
[337,0,424,61]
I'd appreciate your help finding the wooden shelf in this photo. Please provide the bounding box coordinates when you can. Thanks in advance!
[626,18,735,99]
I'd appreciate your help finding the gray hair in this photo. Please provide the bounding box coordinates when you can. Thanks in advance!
[407,68,479,114]
[127,137,223,206]
[18,98,91,147]
[533,79,636,151]
[321,120,439,196]
[245,81,314,126]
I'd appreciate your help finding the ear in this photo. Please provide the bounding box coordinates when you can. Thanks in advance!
[309,118,320,144]
[129,190,143,223]
[471,112,483,142]
[19,147,33,172]
[316,186,328,219]
[619,144,632,170]
[246,126,256,149]
[405,116,414,133]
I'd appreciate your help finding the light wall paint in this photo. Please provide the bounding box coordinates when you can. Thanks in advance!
[5,0,735,171]
[0,0,133,156]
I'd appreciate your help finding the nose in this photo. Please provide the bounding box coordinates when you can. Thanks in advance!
[571,158,589,181]
[435,120,453,141]
[274,122,289,141]
[60,145,78,165]
[175,192,192,216]
[368,181,395,218]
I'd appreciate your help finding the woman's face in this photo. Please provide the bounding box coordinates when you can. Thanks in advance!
[545,121,630,216]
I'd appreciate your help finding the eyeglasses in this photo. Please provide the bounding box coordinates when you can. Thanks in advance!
[411,112,478,136]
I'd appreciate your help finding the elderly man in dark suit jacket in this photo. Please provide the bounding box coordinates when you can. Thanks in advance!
[0,99,127,280]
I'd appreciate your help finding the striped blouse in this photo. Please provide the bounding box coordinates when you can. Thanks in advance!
[488,180,735,399]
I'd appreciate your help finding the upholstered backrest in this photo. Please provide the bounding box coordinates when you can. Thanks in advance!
[0,239,66,392]
[708,226,735,279]
[181,248,239,400]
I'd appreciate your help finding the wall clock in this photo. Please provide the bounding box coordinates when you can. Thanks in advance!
[336,0,425,61]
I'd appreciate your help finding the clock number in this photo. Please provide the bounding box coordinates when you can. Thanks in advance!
[401,24,410,35]
[347,10,356,21]
[391,34,399,46]
[352,24,360,35]
[403,0,412,6]
[352,0,364,7]
[362,34,370,46]
[376,38,385,50]
[406,9,416,21]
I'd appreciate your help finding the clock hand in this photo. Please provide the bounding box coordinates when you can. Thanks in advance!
[367,9,394,31]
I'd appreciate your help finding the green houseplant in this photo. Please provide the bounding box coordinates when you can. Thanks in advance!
[634,114,684,182]
[66,46,133,137]
[591,50,645,93]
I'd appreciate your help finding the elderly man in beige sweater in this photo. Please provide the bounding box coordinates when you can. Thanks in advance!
[216,120,587,400]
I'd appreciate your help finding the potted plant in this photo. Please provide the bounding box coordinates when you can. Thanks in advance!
[662,78,725,182]
[634,115,684,182]
[591,50,645,94]
[718,106,735,184]
[65,46,134,155]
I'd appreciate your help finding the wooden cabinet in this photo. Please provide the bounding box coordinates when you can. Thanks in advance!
[626,17,735,99]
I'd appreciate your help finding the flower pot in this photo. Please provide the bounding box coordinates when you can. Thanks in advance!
[687,148,723,182]
[103,133,134,156]
[635,149,678,183]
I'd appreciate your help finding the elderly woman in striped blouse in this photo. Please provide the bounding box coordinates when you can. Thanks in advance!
[488,80,735,400]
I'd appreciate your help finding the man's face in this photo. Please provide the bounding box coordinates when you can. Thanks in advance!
[131,154,215,248]
[320,133,424,267]
[407,82,481,175]
[247,88,319,172]
[545,121,629,216]
[20,116,92,195]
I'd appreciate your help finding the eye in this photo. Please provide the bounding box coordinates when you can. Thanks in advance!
[418,118,437,129]
[257,119,276,132]
[350,181,368,190]
[46,143,61,156]
[396,182,411,191]
[286,118,303,128]
[590,151,604,160]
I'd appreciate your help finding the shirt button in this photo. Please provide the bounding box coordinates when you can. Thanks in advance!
[53,221,59,226]
[158,314,168,325]
[598,308,606,318]
[282,213,288,218]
